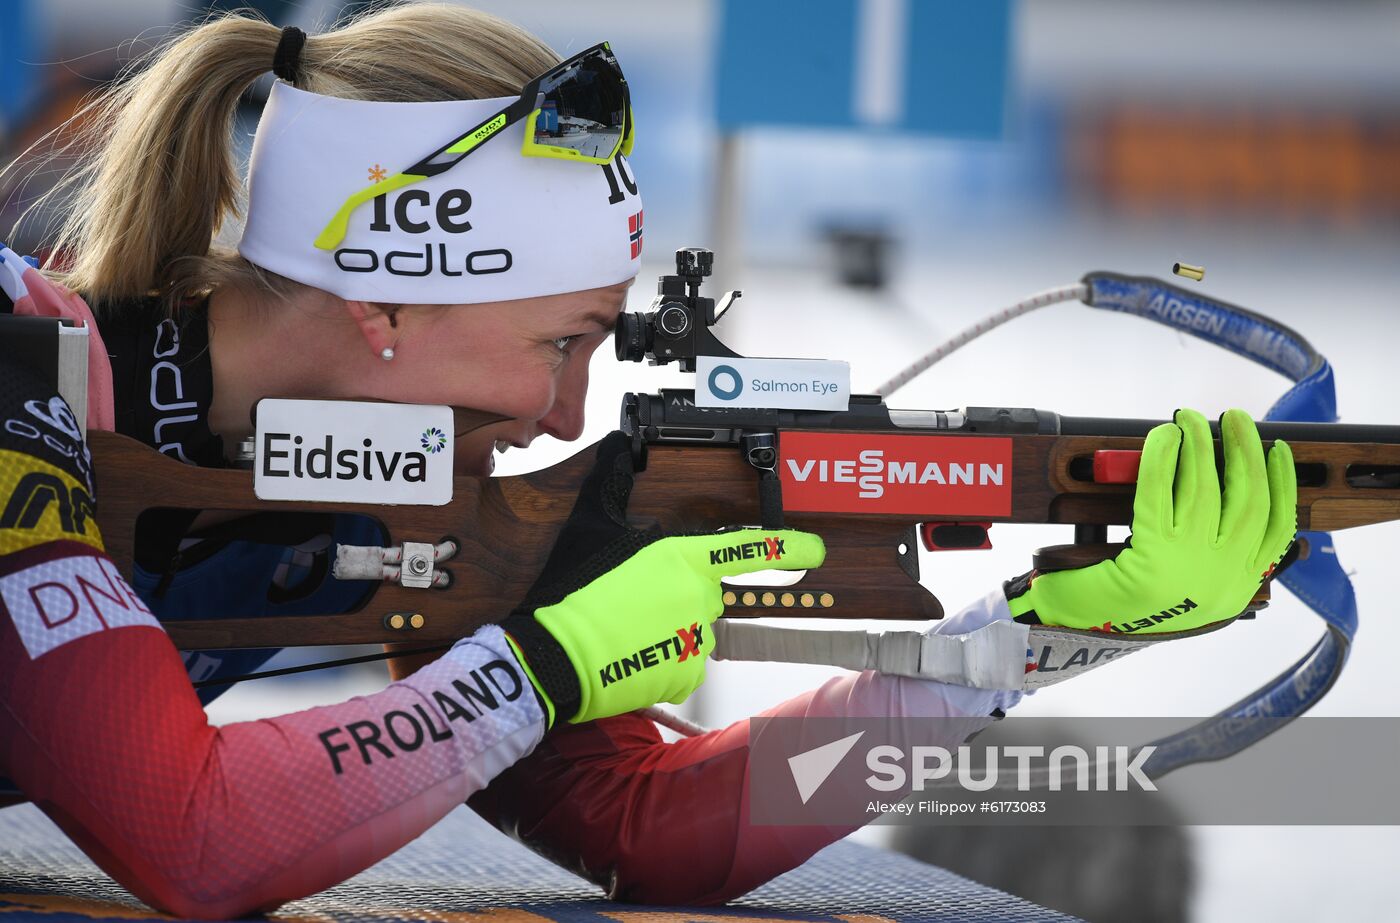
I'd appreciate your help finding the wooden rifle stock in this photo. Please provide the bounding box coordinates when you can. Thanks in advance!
[89,424,1400,653]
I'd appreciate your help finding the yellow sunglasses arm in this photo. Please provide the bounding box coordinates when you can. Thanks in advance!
[313,171,420,251]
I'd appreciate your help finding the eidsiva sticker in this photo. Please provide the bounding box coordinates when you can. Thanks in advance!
[254,399,454,505]
[779,432,1012,516]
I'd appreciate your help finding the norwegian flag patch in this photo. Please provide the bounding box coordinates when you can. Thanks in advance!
[628,210,644,259]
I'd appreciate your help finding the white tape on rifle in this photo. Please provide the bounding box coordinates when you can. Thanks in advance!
[711,619,1211,690]
[711,619,1030,689]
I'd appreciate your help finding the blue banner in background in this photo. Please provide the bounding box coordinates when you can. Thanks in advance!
[0,0,41,130]
[716,0,1012,138]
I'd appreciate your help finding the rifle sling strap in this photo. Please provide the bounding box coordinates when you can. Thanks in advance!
[712,616,1231,691]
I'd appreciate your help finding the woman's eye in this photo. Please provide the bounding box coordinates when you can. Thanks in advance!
[553,335,578,352]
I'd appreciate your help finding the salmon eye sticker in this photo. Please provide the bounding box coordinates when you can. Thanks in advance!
[778,432,1013,516]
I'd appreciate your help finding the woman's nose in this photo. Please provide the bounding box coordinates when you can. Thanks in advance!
[537,340,596,442]
[537,389,585,442]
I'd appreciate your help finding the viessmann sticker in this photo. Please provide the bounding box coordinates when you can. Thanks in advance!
[779,432,1013,516]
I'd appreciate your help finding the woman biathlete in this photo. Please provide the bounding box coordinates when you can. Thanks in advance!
[0,4,1296,918]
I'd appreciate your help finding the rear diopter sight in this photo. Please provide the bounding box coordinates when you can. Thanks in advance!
[612,247,743,370]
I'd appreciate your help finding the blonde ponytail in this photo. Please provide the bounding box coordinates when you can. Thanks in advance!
[44,18,281,305]
[16,4,559,312]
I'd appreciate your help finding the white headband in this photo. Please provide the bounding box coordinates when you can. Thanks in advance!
[239,81,643,305]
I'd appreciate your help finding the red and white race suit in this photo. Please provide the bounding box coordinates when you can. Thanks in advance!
[0,250,1014,915]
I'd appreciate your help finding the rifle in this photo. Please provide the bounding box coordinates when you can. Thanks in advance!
[80,250,1398,774]
[87,249,1400,651]
[90,378,1400,644]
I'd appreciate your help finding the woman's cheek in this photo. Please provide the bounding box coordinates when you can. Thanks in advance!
[430,347,556,422]
[501,362,560,422]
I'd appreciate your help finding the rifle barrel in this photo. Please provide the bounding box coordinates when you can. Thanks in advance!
[1057,416,1400,444]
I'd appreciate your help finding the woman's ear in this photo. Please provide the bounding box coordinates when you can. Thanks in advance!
[343,300,397,357]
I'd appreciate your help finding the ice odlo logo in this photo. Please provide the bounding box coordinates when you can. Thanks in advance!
[254,399,454,506]
[332,165,515,280]
[420,426,447,454]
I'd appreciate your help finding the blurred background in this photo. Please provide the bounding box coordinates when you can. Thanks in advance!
[4,1,1399,921]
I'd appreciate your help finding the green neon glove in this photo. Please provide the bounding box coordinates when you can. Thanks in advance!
[502,432,825,726]
[1006,408,1297,634]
